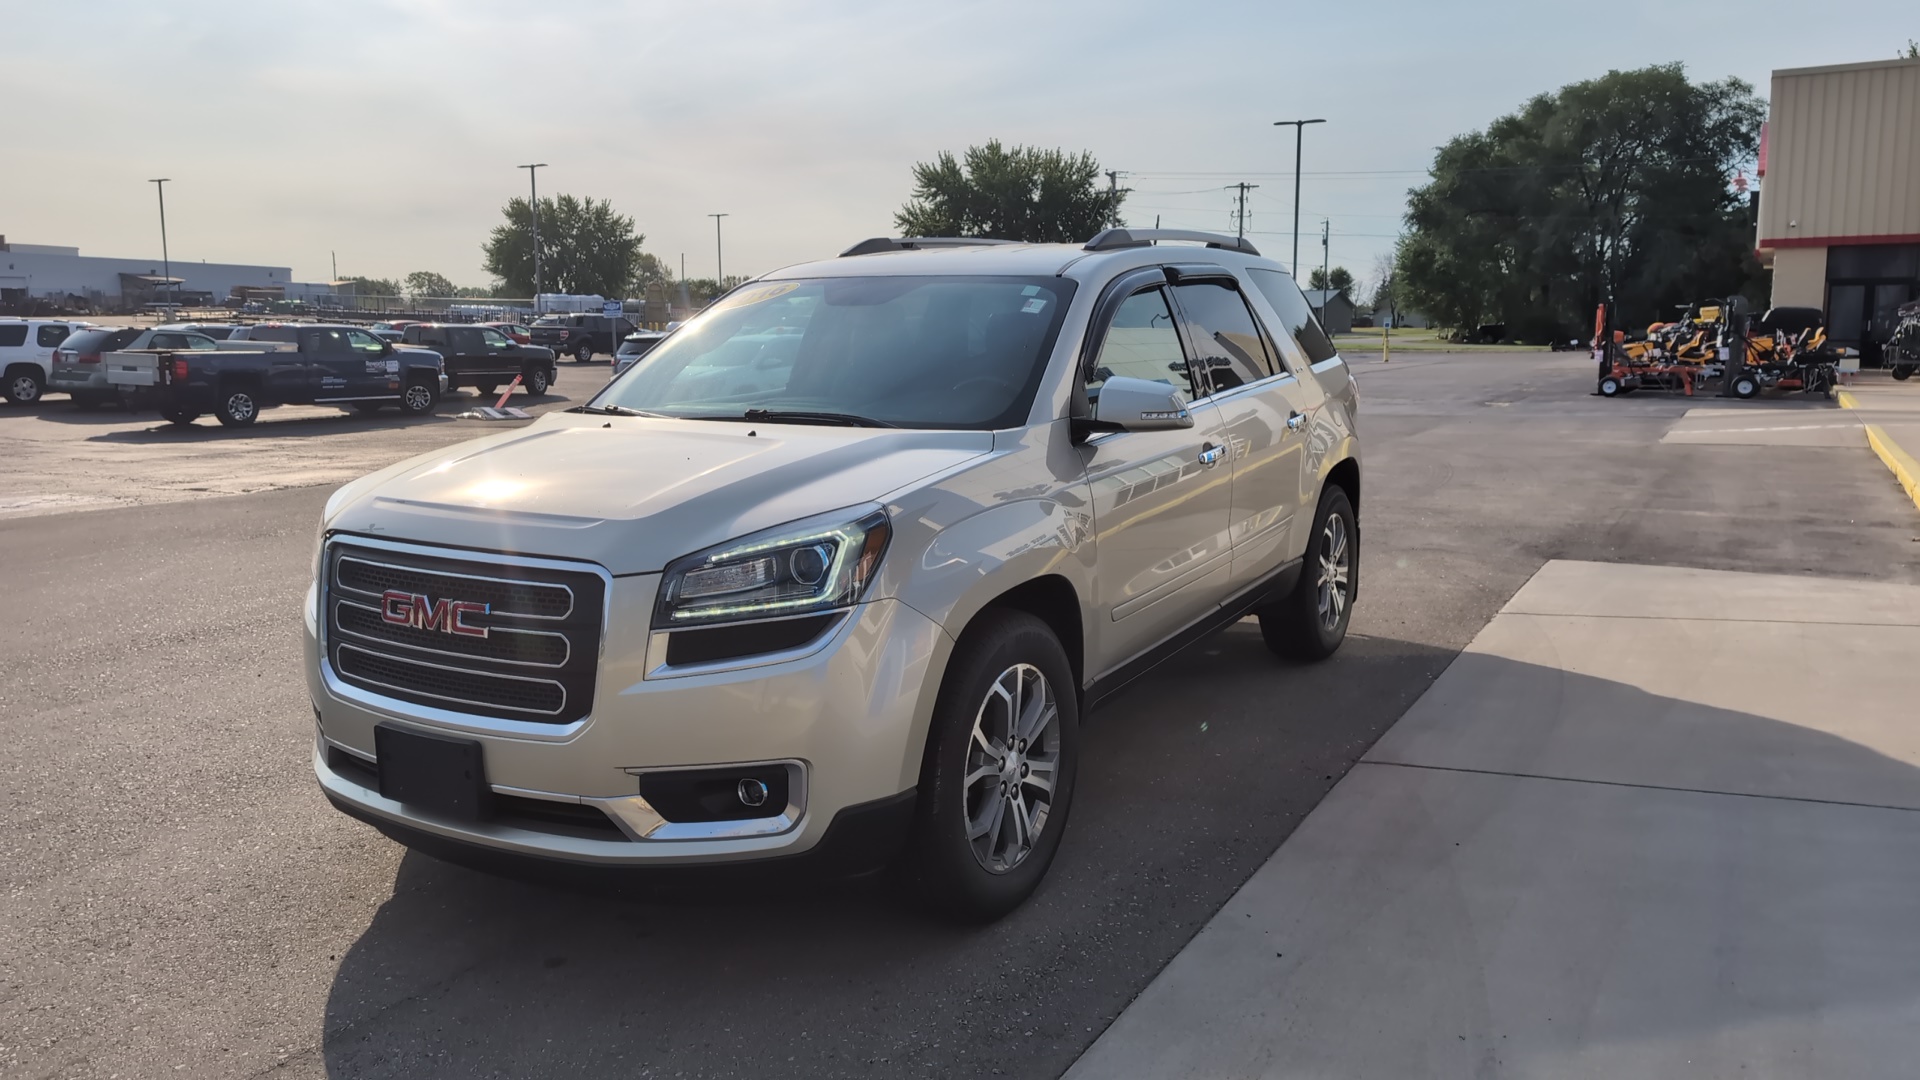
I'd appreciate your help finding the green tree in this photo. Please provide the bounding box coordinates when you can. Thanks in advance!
[1308,266,1356,295]
[404,271,455,299]
[337,275,401,297]
[1397,63,1764,339]
[894,140,1126,243]
[1904,39,1918,58]
[483,195,646,298]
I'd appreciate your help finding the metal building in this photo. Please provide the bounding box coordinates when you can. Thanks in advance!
[1756,56,1920,365]
[0,236,294,313]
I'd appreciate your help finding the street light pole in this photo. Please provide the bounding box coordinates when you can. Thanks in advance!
[1271,118,1325,279]
[709,213,729,283]
[148,178,172,306]
[518,163,548,305]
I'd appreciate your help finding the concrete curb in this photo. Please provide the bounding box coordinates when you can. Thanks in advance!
[1839,390,1920,512]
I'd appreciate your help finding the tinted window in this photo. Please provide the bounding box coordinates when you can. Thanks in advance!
[1171,280,1276,394]
[311,329,353,354]
[1248,268,1337,365]
[344,329,385,353]
[596,276,1076,430]
[248,326,300,343]
[196,326,237,340]
[37,325,72,348]
[149,333,188,349]
[0,325,26,348]
[185,334,217,350]
[1086,288,1194,400]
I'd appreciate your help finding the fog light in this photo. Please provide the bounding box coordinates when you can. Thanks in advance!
[737,777,770,807]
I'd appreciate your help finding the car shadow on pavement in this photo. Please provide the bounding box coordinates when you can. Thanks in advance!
[313,628,1462,1079]
[317,632,1920,1079]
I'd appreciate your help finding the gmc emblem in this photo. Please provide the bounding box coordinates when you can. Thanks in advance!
[381,590,490,638]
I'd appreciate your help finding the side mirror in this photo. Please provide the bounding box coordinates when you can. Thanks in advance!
[1088,376,1195,432]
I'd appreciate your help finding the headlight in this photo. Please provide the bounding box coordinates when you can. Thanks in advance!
[654,508,891,628]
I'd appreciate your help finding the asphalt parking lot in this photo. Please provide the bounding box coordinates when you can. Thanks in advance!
[3,352,1916,1079]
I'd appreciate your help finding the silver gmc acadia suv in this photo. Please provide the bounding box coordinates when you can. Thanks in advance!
[306,229,1360,920]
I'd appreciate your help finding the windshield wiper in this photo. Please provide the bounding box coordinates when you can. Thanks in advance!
[739,408,897,428]
[571,403,671,418]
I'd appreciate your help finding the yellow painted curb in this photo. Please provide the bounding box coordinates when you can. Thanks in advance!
[1864,423,1920,512]
[1837,389,1861,410]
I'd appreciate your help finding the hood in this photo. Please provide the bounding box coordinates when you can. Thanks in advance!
[325,411,993,575]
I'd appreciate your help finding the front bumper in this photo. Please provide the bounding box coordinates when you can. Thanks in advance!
[306,557,949,869]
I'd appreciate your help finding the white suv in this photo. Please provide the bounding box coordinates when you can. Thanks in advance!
[0,318,92,404]
[307,230,1360,920]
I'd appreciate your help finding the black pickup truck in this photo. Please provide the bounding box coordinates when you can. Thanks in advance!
[530,313,636,362]
[105,323,445,427]
[400,323,557,395]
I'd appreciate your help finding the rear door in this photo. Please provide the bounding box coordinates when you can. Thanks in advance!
[1166,271,1324,586]
[307,327,364,400]
[1080,271,1237,675]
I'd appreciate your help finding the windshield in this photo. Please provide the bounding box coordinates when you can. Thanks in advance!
[590,276,1075,429]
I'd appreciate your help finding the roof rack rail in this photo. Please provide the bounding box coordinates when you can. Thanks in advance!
[838,237,1016,257]
[1082,228,1260,257]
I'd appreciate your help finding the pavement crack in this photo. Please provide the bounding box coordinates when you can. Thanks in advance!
[1358,759,1920,814]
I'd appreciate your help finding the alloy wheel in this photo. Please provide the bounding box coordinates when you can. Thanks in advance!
[1316,512,1351,631]
[963,663,1060,874]
[404,385,433,411]
[226,393,255,423]
[9,375,40,402]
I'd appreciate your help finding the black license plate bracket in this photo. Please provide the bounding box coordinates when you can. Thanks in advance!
[375,723,493,821]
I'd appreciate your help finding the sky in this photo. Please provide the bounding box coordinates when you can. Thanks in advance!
[2,0,1913,294]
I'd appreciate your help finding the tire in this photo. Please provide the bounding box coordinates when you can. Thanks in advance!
[1893,367,1913,382]
[523,366,550,395]
[573,341,594,363]
[161,409,200,427]
[1258,485,1357,662]
[4,366,44,405]
[897,609,1079,923]
[1599,375,1622,397]
[400,380,437,416]
[472,381,499,397]
[215,385,260,427]
[1731,373,1760,399]
[353,401,386,415]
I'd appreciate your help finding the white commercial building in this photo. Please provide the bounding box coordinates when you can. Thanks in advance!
[0,235,298,311]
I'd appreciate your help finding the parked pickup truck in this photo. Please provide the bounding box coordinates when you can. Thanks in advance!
[107,323,446,428]
[530,313,636,362]
[400,323,557,395]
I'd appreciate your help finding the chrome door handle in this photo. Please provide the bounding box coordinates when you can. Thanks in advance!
[1198,442,1223,467]
[1286,412,1306,432]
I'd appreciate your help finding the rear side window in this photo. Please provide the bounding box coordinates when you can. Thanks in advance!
[37,325,72,347]
[248,326,299,343]
[1248,268,1337,365]
[0,325,26,347]
[1171,280,1278,394]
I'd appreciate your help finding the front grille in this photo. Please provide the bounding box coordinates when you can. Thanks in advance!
[326,541,605,724]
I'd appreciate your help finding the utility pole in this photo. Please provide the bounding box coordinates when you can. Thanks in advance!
[1321,219,1330,291]
[148,178,172,306]
[1230,182,1260,242]
[1271,118,1326,278]
[331,250,337,283]
[709,213,729,283]
[518,163,548,305]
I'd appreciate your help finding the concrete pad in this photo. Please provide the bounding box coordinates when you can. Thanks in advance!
[1661,407,1861,447]
[1365,614,1920,808]
[1504,560,1920,626]
[1064,765,1920,1080]
[1067,561,1920,1079]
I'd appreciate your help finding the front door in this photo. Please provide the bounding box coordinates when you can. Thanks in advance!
[342,328,399,396]
[1080,281,1235,675]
